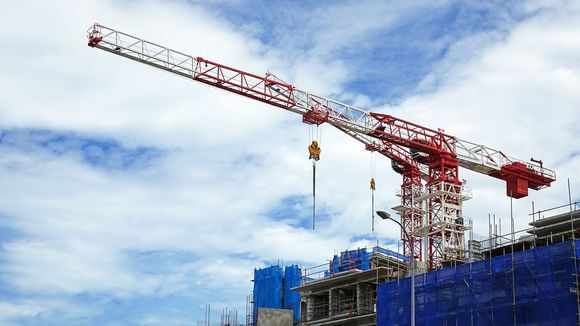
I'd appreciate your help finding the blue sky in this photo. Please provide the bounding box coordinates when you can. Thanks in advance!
[1,0,579,325]
[206,1,537,103]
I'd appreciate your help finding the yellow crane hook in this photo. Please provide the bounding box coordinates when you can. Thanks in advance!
[308,140,321,161]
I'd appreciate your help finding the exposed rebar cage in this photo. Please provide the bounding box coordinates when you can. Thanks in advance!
[197,305,242,326]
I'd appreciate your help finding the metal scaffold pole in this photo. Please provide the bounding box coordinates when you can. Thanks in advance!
[532,201,536,248]
[568,178,580,324]
[488,213,494,322]
[510,194,517,326]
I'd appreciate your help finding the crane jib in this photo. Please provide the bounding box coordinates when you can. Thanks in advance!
[86,23,556,198]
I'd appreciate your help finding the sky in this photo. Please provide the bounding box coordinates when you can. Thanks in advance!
[0,0,579,324]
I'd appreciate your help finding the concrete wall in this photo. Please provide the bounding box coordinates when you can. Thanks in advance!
[257,308,293,326]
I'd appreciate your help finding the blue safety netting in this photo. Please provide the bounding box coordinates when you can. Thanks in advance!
[253,265,283,325]
[253,265,302,324]
[284,265,301,324]
[377,240,579,326]
[325,247,409,278]
[340,248,370,271]
[327,248,371,275]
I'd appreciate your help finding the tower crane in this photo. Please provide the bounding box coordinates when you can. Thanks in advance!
[86,24,556,269]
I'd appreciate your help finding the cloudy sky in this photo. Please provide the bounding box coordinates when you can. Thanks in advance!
[1,0,579,324]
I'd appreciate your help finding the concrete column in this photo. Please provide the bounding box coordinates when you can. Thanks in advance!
[329,289,337,317]
[357,284,362,315]
[364,284,372,314]
[306,296,314,322]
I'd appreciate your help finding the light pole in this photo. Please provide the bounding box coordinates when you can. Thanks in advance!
[377,210,415,326]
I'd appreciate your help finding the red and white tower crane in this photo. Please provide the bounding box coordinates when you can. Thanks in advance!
[87,24,556,269]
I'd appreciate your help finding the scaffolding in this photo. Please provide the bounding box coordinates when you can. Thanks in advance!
[245,294,253,326]
[296,246,409,325]
[378,237,579,325]
[251,264,301,325]
[249,197,579,326]
[377,200,580,325]
[416,181,472,269]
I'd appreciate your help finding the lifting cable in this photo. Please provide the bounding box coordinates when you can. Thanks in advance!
[308,125,322,230]
[370,152,376,232]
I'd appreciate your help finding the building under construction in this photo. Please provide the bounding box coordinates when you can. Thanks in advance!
[84,24,576,326]
[249,202,580,325]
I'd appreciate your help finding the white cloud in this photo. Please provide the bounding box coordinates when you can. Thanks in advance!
[0,0,579,324]
[0,298,98,325]
[376,0,580,235]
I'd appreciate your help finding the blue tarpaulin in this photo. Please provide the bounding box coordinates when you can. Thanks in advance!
[325,246,407,278]
[253,264,302,324]
[253,265,283,325]
[327,248,371,275]
[284,265,301,324]
[377,240,580,325]
[340,248,370,271]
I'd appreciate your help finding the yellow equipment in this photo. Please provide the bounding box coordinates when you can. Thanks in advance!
[308,140,321,161]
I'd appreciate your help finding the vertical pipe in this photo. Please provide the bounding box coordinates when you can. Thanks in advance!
[411,247,415,326]
[532,201,536,248]
[397,240,400,282]
[510,197,514,242]
[411,183,415,265]
[376,239,379,285]
[499,218,502,246]
[488,213,494,322]
[569,178,580,325]
[493,214,496,248]
[488,214,492,260]
[569,178,573,215]
[510,194,516,326]
[568,178,575,241]
[468,218,473,263]
[470,258,474,326]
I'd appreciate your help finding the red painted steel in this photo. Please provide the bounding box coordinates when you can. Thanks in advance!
[87,23,557,270]
[365,140,424,261]
[193,57,296,110]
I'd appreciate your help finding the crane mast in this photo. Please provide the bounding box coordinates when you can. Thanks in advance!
[87,23,556,269]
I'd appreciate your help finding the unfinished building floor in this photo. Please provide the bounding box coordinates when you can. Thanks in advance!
[295,248,408,326]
